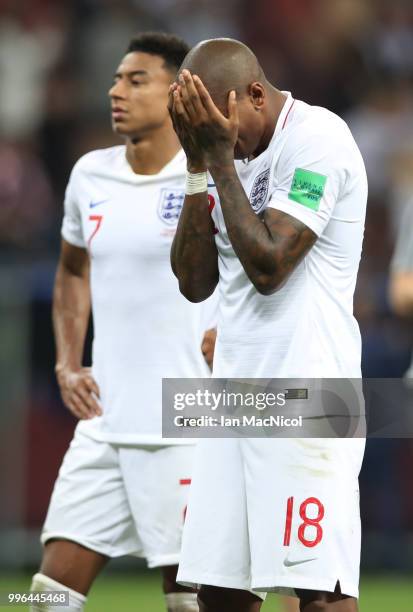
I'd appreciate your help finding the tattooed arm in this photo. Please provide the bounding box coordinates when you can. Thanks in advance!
[169,75,219,302]
[210,162,317,295]
[171,191,219,302]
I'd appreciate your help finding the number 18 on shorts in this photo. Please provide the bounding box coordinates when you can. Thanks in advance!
[177,438,364,598]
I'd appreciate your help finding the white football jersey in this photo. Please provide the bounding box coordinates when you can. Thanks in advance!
[210,93,367,381]
[61,146,216,444]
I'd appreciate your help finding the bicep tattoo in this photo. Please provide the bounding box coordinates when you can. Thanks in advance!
[263,208,318,275]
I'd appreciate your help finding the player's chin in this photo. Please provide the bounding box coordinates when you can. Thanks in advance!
[111,119,131,135]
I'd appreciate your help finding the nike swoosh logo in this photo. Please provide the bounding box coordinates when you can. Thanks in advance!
[89,199,109,208]
[207,183,216,188]
[283,558,317,568]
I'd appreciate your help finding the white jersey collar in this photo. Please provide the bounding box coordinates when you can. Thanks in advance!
[239,92,295,169]
[273,91,295,139]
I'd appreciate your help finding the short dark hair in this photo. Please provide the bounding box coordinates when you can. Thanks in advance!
[126,32,190,73]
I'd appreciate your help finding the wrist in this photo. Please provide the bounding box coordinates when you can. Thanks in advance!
[187,161,207,173]
[209,160,236,179]
[55,363,80,378]
[208,147,235,169]
[186,170,208,195]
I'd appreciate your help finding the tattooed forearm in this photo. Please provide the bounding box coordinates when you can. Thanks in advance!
[210,164,317,294]
[171,192,219,302]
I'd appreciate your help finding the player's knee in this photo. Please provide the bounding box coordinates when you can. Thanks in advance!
[161,565,186,594]
[197,586,224,610]
[300,602,329,611]
[30,573,86,611]
[165,591,198,611]
[299,596,355,611]
[198,586,258,611]
[162,574,176,593]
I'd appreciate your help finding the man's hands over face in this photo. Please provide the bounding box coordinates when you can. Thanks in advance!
[56,367,102,420]
[168,70,239,172]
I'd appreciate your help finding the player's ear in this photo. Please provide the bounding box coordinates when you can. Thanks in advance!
[249,82,265,111]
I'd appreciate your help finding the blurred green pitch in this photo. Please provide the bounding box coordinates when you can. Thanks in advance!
[1,572,412,611]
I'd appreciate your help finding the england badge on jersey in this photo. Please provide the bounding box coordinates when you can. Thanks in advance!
[250,168,270,212]
[158,188,185,225]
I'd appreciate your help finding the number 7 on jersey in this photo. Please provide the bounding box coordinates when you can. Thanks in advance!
[88,215,103,249]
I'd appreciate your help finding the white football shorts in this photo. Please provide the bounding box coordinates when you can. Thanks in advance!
[41,429,194,567]
[177,437,365,598]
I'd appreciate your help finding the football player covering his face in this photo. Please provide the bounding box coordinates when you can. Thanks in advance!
[171,38,367,612]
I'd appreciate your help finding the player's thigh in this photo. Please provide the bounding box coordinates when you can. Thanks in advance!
[198,585,263,612]
[243,438,364,596]
[42,430,142,558]
[161,564,197,594]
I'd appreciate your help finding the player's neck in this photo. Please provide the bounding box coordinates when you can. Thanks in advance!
[253,89,287,159]
[125,129,181,175]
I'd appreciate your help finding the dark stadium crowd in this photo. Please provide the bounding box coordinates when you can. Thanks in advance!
[0,0,412,571]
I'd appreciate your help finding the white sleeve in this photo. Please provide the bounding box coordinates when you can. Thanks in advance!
[267,129,348,237]
[61,166,86,248]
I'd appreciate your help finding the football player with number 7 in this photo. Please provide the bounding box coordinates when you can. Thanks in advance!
[30,33,218,612]
[169,39,368,612]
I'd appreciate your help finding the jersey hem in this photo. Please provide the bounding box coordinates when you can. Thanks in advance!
[178,571,357,599]
[147,553,181,569]
[252,575,358,599]
[178,572,267,600]
[76,426,196,446]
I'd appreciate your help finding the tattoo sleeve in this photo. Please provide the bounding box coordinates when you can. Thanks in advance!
[210,164,317,295]
[171,192,219,302]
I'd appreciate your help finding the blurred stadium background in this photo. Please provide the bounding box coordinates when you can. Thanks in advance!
[0,0,412,609]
